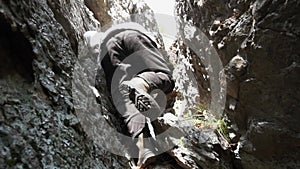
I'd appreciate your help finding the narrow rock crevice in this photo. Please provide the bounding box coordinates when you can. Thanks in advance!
[0,15,34,83]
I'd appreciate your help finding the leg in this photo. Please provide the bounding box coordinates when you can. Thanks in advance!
[112,80,147,137]
[115,77,159,168]
[121,72,174,168]
[137,71,175,94]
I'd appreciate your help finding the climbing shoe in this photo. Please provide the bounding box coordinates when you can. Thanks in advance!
[129,87,152,112]
[136,132,157,168]
[125,77,151,112]
[121,78,162,121]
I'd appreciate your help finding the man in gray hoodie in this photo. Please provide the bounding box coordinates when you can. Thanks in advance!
[86,22,174,168]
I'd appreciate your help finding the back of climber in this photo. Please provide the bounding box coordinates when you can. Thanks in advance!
[92,22,174,168]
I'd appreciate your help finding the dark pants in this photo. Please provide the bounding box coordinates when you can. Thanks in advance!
[137,71,174,94]
[103,30,174,136]
[112,71,174,137]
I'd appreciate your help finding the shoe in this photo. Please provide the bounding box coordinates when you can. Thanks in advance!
[122,78,162,121]
[123,77,151,112]
[136,133,157,168]
[138,150,156,168]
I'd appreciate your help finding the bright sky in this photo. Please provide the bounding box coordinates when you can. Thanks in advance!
[144,0,177,48]
[144,0,175,16]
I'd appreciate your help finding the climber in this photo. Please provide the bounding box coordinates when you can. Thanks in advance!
[85,22,174,168]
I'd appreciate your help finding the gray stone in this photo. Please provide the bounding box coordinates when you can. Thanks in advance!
[155,113,235,169]
[174,0,300,168]
[0,0,128,168]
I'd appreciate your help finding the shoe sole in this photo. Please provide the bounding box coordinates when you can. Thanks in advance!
[123,82,162,121]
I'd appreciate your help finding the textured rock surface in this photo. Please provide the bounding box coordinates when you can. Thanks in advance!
[0,0,177,168]
[155,113,237,169]
[2,0,298,168]
[0,0,129,168]
[85,0,112,25]
[175,0,300,168]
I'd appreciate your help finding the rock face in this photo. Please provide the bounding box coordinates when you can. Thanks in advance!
[175,0,300,168]
[0,0,177,168]
[1,0,299,168]
[85,0,112,25]
[0,0,129,168]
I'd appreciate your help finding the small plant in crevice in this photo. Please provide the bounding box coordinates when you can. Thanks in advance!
[185,104,231,142]
[216,118,230,142]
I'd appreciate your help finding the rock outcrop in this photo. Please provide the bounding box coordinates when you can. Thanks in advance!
[85,0,112,26]
[0,0,177,168]
[0,0,130,168]
[1,0,299,168]
[175,0,300,168]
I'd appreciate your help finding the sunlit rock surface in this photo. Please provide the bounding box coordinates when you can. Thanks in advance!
[175,0,300,168]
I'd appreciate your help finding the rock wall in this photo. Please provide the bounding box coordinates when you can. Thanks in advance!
[0,0,177,168]
[0,0,130,168]
[85,0,112,25]
[2,0,298,168]
[175,0,300,168]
